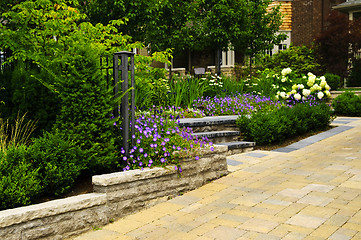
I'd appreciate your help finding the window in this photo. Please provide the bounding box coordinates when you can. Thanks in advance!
[266,49,273,56]
[278,44,287,51]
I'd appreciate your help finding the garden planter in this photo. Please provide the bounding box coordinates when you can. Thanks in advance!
[0,145,228,240]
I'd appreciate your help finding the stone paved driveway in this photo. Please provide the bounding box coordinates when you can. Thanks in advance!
[72,117,361,240]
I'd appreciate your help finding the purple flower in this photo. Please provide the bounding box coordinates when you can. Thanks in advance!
[123,156,127,161]
[139,148,144,153]
[195,156,199,160]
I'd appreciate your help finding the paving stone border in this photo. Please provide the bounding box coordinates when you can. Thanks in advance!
[273,125,354,153]
[0,145,228,240]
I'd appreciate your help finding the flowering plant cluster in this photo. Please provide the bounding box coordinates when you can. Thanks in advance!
[119,113,213,173]
[201,74,224,97]
[275,68,331,103]
[193,93,285,116]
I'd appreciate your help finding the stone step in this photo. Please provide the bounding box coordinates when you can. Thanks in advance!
[192,130,240,144]
[217,141,255,155]
[178,115,240,133]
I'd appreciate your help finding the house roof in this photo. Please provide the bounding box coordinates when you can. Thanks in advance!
[333,0,361,13]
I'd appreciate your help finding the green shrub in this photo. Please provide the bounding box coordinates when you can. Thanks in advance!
[237,103,333,145]
[324,73,342,91]
[28,132,85,197]
[54,45,118,174]
[260,45,321,76]
[0,145,42,210]
[332,91,361,116]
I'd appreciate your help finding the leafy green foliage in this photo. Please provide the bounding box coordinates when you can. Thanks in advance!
[332,92,361,116]
[0,145,42,210]
[261,45,321,76]
[168,76,209,108]
[134,52,172,109]
[243,0,286,73]
[53,45,119,173]
[28,131,85,197]
[237,103,334,145]
[0,62,60,135]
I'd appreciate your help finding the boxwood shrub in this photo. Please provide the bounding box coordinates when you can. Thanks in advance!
[237,103,334,145]
[332,91,361,116]
[0,145,42,210]
[0,131,87,210]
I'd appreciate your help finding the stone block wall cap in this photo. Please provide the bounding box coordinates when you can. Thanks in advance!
[0,193,106,228]
[93,166,174,186]
[173,144,227,158]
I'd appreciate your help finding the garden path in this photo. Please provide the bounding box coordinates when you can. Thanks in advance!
[71,117,361,240]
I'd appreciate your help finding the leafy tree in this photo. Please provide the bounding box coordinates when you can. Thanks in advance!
[242,0,287,74]
[80,0,156,42]
[315,10,361,79]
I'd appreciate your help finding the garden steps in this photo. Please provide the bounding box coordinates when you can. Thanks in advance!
[178,115,255,155]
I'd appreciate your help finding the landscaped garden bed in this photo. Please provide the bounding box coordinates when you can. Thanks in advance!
[0,2,354,239]
[0,145,227,240]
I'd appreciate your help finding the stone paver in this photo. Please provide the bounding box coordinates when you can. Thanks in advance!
[70,117,361,240]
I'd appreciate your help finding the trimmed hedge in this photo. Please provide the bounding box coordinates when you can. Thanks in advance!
[236,103,334,145]
[332,92,361,116]
[0,131,86,210]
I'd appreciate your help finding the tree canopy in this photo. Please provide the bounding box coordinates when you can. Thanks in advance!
[81,0,285,58]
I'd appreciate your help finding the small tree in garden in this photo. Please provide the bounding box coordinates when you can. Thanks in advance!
[315,10,361,80]
[240,0,286,76]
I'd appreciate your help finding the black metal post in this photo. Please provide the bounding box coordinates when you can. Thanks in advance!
[113,51,135,155]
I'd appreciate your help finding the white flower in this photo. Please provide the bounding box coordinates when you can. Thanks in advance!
[297,84,305,89]
[275,95,279,100]
[320,76,326,82]
[291,89,297,94]
[281,77,287,82]
[324,90,331,97]
[281,68,292,76]
[320,80,327,88]
[307,80,314,87]
[311,84,321,92]
[279,91,287,99]
[317,91,324,99]
[294,93,302,101]
[302,89,311,97]
[325,84,330,91]
[308,73,316,82]
[292,84,298,90]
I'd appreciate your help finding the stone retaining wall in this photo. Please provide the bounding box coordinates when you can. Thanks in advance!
[330,90,361,100]
[0,145,228,240]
